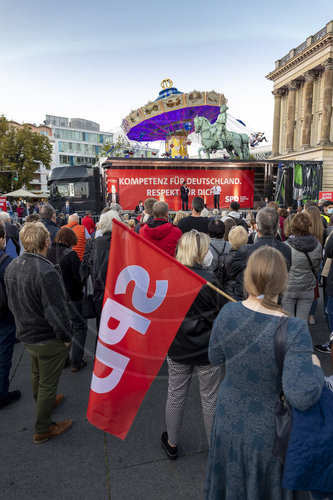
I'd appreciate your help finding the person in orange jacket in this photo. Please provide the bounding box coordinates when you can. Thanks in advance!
[63,214,90,261]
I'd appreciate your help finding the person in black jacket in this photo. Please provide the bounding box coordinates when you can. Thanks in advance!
[315,231,333,354]
[161,230,226,460]
[91,210,121,326]
[0,224,21,410]
[61,200,74,217]
[180,181,189,211]
[48,227,87,372]
[233,207,292,301]
[5,222,72,443]
[217,226,249,298]
[40,204,59,242]
[0,212,20,256]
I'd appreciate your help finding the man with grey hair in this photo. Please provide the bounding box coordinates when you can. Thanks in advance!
[41,204,59,241]
[251,207,291,266]
[140,201,182,257]
[5,222,72,443]
[232,207,292,300]
[109,202,122,213]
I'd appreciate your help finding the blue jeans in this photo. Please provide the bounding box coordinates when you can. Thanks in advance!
[0,319,16,399]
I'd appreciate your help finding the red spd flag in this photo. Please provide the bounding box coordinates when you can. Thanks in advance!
[87,219,206,439]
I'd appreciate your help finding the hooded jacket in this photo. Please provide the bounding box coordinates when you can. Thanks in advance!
[140,218,182,257]
[285,235,322,293]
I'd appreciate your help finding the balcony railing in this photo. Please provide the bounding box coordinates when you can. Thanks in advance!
[278,23,329,68]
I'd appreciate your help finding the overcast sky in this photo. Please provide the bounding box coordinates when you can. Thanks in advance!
[1,1,332,142]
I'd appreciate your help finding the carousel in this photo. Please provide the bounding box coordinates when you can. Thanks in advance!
[122,79,227,158]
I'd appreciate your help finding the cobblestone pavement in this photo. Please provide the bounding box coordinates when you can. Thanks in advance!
[1,292,331,500]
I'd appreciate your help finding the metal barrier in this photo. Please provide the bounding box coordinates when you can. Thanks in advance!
[10,209,256,228]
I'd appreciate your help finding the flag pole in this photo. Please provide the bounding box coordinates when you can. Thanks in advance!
[206,281,237,303]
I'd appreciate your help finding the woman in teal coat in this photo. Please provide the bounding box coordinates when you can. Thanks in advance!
[204,246,324,500]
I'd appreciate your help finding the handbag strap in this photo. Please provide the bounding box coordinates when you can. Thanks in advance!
[304,251,316,278]
[274,317,289,378]
[211,241,226,258]
[0,254,9,266]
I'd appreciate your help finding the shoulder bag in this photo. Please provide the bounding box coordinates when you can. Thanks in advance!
[82,277,96,319]
[273,316,293,465]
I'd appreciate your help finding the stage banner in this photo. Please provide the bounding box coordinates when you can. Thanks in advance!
[0,197,7,212]
[87,220,206,439]
[106,169,254,210]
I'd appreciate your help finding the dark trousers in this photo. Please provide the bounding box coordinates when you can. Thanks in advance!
[26,339,70,434]
[0,320,16,399]
[68,300,87,369]
[213,195,220,210]
[182,199,188,211]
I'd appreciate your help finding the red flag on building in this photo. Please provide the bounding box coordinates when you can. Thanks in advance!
[87,219,206,440]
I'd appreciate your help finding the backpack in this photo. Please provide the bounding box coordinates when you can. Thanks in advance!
[215,250,230,288]
[0,254,10,316]
[210,241,226,273]
[228,215,249,231]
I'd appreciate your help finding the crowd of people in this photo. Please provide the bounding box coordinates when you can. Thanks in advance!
[1,195,333,498]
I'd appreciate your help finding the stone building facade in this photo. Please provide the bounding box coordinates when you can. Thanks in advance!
[266,21,333,189]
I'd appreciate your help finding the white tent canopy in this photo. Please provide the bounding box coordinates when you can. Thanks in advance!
[3,188,41,198]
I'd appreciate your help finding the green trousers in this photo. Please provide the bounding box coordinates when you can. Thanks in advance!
[25,339,70,434]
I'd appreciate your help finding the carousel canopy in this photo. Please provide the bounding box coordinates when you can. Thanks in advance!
[122,80,227,142]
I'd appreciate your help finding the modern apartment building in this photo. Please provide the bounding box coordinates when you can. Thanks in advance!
[44,115,114,167]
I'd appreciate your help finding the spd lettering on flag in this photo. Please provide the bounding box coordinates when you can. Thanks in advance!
[87,219,205,439]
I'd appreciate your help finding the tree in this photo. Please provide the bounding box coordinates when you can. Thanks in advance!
[0,116,53,192]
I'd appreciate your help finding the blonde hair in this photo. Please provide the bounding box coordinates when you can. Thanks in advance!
[173,211,186,225]
[228,226,248,250]
[176,230,210,267]
[244,246,288,313]
[127,219,135,229]
[20,222,49,253]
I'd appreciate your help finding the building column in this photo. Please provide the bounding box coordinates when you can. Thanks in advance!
[286,81,297,152]
[301,70,315,148]
[272,89,284,156]
[320,58,333,145]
